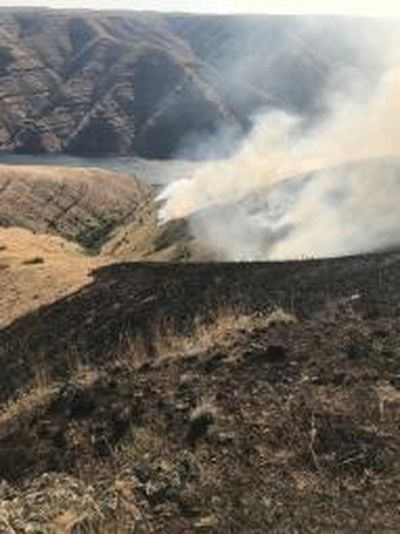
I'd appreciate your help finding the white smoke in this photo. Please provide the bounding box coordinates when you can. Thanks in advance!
[158,27,400,260]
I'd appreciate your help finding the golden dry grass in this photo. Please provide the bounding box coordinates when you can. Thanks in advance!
[0,382,58,436]
[0,227,103,327]
[119,306,297,369]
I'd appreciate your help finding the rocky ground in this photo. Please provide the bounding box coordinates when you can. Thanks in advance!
[0,255,399,532]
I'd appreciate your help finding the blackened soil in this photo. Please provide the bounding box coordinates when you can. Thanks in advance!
[0,253,399,532]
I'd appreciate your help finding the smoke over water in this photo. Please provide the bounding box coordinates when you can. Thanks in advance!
[158,28,400,260]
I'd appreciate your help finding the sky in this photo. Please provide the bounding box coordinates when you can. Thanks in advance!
[1,0,400,17]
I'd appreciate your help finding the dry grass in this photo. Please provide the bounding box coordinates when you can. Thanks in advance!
[0,383,58,435]
[0,470,148,534]
[0,349,56,436]
[0,351,100,438]
[117,306,297,369]
[0,305,298,532]
[0,305,296,437]
[0,227,100,327]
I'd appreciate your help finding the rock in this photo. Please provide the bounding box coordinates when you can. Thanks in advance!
[244,344,287,365]
[134,456,190,505]
[264,345,287,364]
[346,341,370,361]
[186,404,216,446]
[194,515,219,529]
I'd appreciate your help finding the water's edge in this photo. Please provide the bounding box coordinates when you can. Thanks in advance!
[0,153,199,187]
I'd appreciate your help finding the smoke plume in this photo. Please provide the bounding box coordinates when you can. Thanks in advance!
[158,24,400,260]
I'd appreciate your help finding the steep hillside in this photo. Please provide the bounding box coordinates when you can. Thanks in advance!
[0,163,208,324]
[0,10,394,158]
[168,15,373,117]
[0,256,399,531]
[0,9,239,158]
[0,163,206,260]
[0,227,99,327]
[0,165,154,251]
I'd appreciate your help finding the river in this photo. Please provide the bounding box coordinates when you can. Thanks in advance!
[0,153,199,187]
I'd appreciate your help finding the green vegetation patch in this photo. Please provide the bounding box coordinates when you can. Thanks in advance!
[76,219,118,255]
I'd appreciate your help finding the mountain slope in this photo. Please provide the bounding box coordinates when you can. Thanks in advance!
[0,165,153,250]
[0,10,395,158]
[0,9,240,158]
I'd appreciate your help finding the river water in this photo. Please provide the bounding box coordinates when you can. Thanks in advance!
[0,153,199,187]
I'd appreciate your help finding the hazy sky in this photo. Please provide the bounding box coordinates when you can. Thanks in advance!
[1,0,400,17]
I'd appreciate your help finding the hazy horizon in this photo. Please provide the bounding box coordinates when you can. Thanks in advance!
[0,0,399,17]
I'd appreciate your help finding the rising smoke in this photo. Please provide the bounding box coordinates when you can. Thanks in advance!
[158,20,400,260]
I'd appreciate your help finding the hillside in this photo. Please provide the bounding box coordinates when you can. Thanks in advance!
[0,164,206,324]
[0,164,148,324]
[0,165,154,249]
[0,10,239,158]
[0,227,99,327]
[2,156,400,326]
[1,10,399,533]
[0,164,205,259]
[0,255,399,531]
[0,10,394,158]
[0,160,269,327]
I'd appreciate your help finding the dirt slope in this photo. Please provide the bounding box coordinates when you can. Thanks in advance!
[0,255,399,531]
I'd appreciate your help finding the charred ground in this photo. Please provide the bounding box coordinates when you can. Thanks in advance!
[0,254,399,532]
